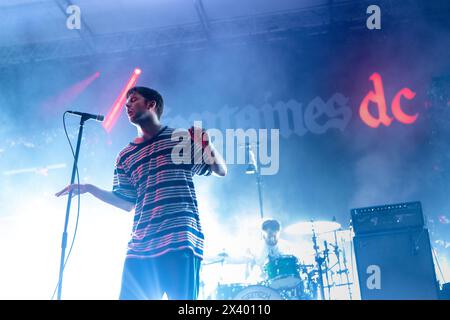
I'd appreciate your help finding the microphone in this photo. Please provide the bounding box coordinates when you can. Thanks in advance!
[67,110,104,122]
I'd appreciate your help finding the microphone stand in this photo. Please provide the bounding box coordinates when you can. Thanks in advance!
[256,167,264,220]
[323,240,332,300]
[56,115,88,300]
[246,143,264,219]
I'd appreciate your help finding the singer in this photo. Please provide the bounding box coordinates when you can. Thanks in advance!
[56,86,227,300]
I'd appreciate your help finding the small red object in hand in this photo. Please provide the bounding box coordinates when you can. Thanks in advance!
[189,126,209,149]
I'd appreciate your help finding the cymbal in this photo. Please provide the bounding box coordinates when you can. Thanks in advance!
[203,251,251,266]
[318,229,354,243]
[284,220,341,236]
[203,251,229,265]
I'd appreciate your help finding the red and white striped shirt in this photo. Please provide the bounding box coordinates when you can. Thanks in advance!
[113,126,211,259]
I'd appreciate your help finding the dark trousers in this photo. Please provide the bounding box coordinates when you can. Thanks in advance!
[119,249,201,300]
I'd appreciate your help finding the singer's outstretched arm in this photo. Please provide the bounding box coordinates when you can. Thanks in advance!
[55,184,135,212]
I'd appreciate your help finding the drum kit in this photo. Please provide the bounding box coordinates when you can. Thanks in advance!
[202,219,354,300]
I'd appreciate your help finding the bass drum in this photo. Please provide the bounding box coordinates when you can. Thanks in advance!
[234,285,282,300]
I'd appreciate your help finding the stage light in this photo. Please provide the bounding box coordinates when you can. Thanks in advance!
[103,68,142,132]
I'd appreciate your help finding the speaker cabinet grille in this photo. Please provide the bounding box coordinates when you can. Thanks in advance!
[354,228,438,300]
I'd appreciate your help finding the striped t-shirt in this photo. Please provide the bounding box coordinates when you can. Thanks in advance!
[112,126,211,259]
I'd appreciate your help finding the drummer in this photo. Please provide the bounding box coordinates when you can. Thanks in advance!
[246,218,295,281]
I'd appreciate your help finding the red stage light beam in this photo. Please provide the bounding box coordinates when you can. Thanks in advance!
[42,71,100,113]
[103,68,142,133]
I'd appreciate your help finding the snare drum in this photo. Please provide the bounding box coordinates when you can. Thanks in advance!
[264,255,302,289]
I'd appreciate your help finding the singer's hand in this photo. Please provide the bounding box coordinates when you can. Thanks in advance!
[55,184,91,197]
[188,126,227,177]
[188,126,210,149]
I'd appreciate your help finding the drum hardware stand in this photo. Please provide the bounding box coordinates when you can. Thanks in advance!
[331,230,344,283]
[326,233,353,300]
[340,239,353,300]
[323,240,332,299]
[311,223,327,300]
[203,250,228,291]
[311,226,354,300]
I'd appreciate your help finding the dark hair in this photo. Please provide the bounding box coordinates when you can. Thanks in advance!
[262,219,281,232]
[127,86,164,119]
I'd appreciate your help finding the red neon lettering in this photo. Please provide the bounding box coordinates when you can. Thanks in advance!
[359,73,418,128]
[359,73,393,128]
[391,88,418,124]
